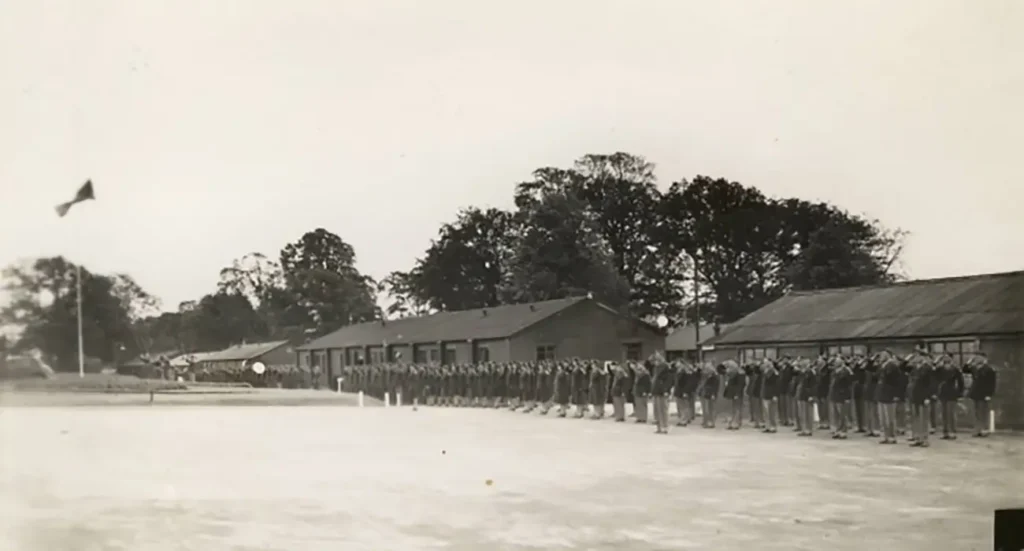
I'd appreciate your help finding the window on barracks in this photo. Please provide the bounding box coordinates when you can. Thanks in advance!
[824,344,868,356]
[740,348,778,363]
[442,348,456,365]
[429,349,440,363]
[623,342,642,361]
[924,340,978,366]
[536,345,556,361]
[414,349,428,364]
[476,346,490,362]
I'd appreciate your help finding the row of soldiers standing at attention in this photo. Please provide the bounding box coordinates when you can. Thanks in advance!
[338,348,997,445]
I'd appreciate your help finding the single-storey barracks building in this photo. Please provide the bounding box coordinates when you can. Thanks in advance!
[703,270,1024,429]
[196,340,295,372]
[296,296,666,388]
[665,323,729,363]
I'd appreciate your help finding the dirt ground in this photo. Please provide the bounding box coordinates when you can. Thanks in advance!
[1,404,1019,551]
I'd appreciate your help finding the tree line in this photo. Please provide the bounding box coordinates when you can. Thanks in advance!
[0,152,905,371]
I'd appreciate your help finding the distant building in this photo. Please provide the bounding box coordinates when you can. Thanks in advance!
[196,341,295,373]
[297,296,666,388]
[665,324,729,363]
[705,270,1024,429]
[119,350,180,376]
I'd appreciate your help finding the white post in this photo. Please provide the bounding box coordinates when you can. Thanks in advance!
[358,391,364,408]
[989,409,995,434]
[76,263,84,378]
[384,392,390,408]
[397,392,402,407]
[813,402,820,423]
[336,378,342,393]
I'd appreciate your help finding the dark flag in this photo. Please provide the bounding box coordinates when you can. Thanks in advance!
[55,180,95,217]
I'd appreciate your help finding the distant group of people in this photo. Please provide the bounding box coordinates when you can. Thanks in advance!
[339,348,998,447]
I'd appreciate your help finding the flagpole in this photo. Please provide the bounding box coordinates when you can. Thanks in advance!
[77,262,84,378]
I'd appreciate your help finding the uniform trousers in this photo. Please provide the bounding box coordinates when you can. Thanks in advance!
[701,397,716,427]
[830,400,849,435]
[612,396,627,421]
[818,398,831,428]
[634,395,649,422]
[763,398,779,430]
[973,399,990,434]
[911,402,931,444]
[941,400,958,436]
[674,396,692,425]
[880,402,897,439]
[799,400,815,434]
[865,399,880,435]
[729,398,744,427]
[749,396,763,426]
[653,395,670,431]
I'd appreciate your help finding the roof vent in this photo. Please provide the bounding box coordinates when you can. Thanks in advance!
[482,309,488,317]
[529,304,537,312]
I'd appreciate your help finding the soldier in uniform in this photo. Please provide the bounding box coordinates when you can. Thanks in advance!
[632,360,652,424]
[876,350,901,444]
[796,357,817,436]
[723,360,746,430]
[909,354,938,447]
[610,363,629,422]
[964,352,996,437]
[672,361,691,426]
[829,356,854,439]
[519,362,535,412]
[571,360,589,418]
[861,354,881,437]
[554,361,572,417]
[651,354,674,433]
[778,357,793,427]
[936,353,964,439]
[815,355,832,431]
[590,361,610,419]
[698,362,720,428]
[760,358,780,433]
[745,361,763,429]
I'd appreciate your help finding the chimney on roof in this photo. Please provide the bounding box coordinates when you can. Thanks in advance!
[714,323,721,336]
[380,319,386,327]
[482,309,488,317]
[586,291,593,299]
[529,304,537,312]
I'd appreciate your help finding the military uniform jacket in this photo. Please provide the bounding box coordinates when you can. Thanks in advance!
[699,372,719,399]
[673,369,688,398]
[554,368,572,403]
[723,371,746,400]
[816,367,832,399]
[937,368,965,401]
[760,369,780,400]
[876,361,902,403]
[779,364,793,397]
[746,370,762,398]
[829,366,853,402]
[967,364,996,400]
[909,365,937,404]
[862,363,878,402]
[796,370,817,401]
[633,368,652,396]
[571,366,589,399]
[611,370,628,397]
[651,365,674,396]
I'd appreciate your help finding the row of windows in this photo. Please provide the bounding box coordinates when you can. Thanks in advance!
[534,343,646,361]
[737,340,981,365]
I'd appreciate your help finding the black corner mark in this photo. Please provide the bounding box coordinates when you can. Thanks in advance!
[994,508,1024,551]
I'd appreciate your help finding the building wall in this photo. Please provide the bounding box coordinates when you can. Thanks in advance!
[257,344,296,366]
[508,301,664,362]
[980,336,1023,430]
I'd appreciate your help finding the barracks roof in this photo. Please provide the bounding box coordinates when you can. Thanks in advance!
[665,324,729,351]
[198,340,290,362]
[709,270,1024,345]
[298,296,603,350]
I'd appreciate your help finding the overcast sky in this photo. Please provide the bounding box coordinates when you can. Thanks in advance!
[2,0,1022,313]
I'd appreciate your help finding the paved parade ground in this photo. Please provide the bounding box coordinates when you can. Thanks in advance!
[1,404,1020,550]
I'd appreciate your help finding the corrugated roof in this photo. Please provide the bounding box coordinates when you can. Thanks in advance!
[298,296,590,350]
[199,341,290,362]
[665,324,730,351]
[711,270,1024,345]
[168,350,219,367]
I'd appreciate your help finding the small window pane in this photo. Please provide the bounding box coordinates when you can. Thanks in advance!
[962,341,978,353]
[929,342,944,353]
[827,346,839,355]
[477,346,490,362]
[766,348,778,359]
[429,349,439,362]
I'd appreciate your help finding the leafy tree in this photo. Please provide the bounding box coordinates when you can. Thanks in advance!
[515,153,688,320]
[184,292,268,352]
[379,271,434,319]
[1,257,138,371]
[219,252,307,341]
[279,228,378,335]
[396,207,518,312]
[505,188,630,307]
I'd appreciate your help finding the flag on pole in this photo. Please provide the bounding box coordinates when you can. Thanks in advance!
[55,180,95,217]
